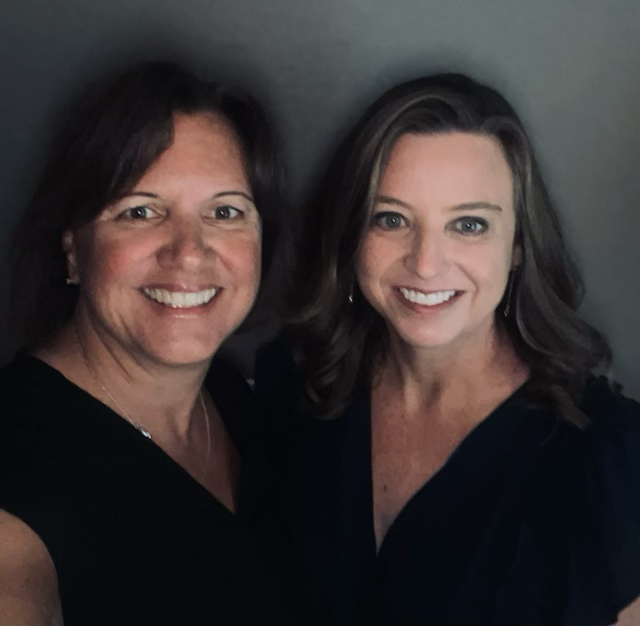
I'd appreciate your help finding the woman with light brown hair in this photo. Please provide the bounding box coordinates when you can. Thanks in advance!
[259,72,640,624]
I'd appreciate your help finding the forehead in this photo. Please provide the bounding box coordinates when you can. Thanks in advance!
[378,131,513,209]
[134,112,248,189]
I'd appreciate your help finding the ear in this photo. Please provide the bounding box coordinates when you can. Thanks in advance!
[62,230,80,284]
[511,243,522,270]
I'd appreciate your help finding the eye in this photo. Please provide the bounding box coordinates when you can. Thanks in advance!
[453,216,488,235]
[213,205,243,220]
[117,205,157,221]
[374,211,407,231]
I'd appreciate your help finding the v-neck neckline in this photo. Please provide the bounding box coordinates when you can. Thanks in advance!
[18,353,261,522]
[342,378,530,560]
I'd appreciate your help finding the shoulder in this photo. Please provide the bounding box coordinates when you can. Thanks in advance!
[0,353,32,401]
[0,510,63,625]
[0,357,55,468]
[0,353,70,417]
[207,355,254,402]
[254,333,307,429]
[206,355,263,442]
[0,354,76,448]
[568,378,640,620]
[0,356,89,526]
[255,334,299,411]
[579,377,640,502]
[578,377,640,488]
[581,376,640,432]
[581,371,640,459]
[255,334,298,393]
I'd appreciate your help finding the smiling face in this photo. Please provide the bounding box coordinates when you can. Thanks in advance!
[63,113,261,368]
[355,131,519,355]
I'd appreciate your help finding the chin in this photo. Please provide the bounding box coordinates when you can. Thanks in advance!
[389,320,462,350]
[400,335,460,351]
[149,352,214,368]
[138,338,224,368]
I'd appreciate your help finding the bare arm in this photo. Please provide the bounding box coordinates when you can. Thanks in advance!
[0,510,63,626]
[616,596,640,626]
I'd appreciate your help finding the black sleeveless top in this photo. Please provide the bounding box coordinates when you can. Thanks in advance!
[0,354,305,625]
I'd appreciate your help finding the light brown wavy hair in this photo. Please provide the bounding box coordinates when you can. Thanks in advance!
[287,73,611,426]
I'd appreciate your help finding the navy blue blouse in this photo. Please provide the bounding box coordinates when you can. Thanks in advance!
[257,345,640,624]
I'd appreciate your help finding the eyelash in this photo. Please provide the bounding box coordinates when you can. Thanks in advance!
[116,205,158,221]
[373,212,490,236]
[212,205,243,220]
[114,204,246,222]
[373,211,407,230]
[452,216,489,235]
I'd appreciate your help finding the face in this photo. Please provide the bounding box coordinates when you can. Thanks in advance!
[356,132,520,354]
[64,113,261,368]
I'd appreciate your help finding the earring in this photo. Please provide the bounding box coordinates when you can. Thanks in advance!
[348,283,354,304]
[503,270,515,318]
[66,277,78,286]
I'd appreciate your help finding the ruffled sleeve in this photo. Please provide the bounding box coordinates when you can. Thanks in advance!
[565,378,640,625]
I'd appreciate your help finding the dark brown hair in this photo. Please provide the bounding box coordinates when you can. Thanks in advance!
[288,73,611,426]
[8,61,283,349]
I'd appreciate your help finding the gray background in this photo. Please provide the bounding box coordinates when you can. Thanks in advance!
[0,0,638,398]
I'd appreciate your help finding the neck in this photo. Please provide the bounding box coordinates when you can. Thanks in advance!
[36,310,211,441]
[380,320,525,414]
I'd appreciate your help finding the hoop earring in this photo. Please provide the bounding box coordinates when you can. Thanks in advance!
[503,270,515,318]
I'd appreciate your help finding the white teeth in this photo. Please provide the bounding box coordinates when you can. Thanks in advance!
[399,288,457,306]
[143,287,218,308]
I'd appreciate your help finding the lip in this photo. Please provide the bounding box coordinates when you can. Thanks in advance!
[141,283,220,292]
[395,286,462,313]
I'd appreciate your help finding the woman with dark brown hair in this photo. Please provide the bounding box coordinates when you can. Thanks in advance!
[0,61,303,624]
[258,73,640,624]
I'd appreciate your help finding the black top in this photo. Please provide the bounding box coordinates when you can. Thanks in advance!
[256,346,640,624]
[0,354,304,625]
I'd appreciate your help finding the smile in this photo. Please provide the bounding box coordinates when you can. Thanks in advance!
[398,288,458,306]
[142,287,218,308]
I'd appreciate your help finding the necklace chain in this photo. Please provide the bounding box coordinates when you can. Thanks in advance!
[74,325,211,479]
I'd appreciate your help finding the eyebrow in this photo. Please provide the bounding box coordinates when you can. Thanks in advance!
[120,190,255,203]
[214,190,255,203]
[375,196,502,213]
[375,195,412,209]
[448,201,502,213]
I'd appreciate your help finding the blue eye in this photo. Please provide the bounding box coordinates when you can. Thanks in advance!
[374,211,406,230]
[454,216,488,235]
[214,205,242,220]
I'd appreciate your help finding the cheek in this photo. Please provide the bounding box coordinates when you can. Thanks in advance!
[225,234,262,290]
[80,239,147,288]
[355,239,378,292]
[356,235,386,281]
[471,245,512,296]
[465,229,515,274]
[356,235,407,294]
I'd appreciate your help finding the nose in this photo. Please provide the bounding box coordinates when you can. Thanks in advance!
[404,226,448,278]
[157,215,210,271]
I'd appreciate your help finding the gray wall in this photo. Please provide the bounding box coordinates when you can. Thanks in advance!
[1,0,638,398]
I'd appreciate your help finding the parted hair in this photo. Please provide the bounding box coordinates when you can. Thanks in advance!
[9,60,283,349]
[288,73,611,426]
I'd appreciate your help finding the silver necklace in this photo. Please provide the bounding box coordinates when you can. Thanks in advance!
[74,326,212,479]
